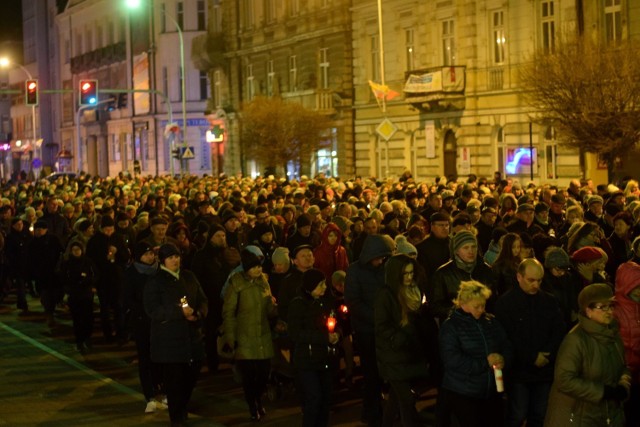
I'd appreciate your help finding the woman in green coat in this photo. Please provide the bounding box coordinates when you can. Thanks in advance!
[544,283,631,427]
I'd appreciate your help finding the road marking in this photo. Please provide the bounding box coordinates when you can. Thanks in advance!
[0,321,143,400]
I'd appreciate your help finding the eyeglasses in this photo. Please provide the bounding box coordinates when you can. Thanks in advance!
[591,304,614,312]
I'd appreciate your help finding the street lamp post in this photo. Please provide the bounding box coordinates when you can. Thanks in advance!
[0,58,38,173]
[125,0,188,175]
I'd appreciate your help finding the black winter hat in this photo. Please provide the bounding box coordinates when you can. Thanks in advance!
[158,243,180,262]
[302,268,325,294]
[241,248,263,271]
[134,241,155,262]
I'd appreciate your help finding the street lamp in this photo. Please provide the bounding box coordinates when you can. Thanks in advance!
[125,0,188,174]
[0,57,38,172]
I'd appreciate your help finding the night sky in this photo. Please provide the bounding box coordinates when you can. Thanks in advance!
[0,0,23,58]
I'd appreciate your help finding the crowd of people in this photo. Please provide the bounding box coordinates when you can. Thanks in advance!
[0,170,639,427]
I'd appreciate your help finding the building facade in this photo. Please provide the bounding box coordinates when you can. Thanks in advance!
[210,0,355,178]
[52,0,209,177]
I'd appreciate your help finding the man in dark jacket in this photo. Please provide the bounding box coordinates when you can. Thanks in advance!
[345,234,395,427]
[5,217,32,312]
[431,230,495,321]
[416,212,451,288]
[190,223,234,372]
[495,258,565,427]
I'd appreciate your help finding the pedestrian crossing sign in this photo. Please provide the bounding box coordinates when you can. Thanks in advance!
[180,146,195,159]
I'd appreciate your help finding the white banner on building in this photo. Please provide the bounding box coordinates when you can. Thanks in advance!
[404,72,443,93]
[425,121,436,158]
[459,147,471,175]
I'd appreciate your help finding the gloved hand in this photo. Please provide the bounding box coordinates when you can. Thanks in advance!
[603,385,628,403]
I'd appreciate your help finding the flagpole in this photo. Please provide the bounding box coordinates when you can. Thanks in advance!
[377,0,386,114]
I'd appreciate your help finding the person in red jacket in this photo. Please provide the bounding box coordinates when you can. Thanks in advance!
[614,261,640,427]
[313,222,349,289]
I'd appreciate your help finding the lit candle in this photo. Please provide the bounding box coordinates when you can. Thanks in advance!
[327,311,337,333]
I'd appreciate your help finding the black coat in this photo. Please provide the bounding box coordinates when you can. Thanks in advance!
[416,234,451,285]
[190,242,232,327]
[494,285,565,383]
[288,291,336,371]
[5,227,31,278]
[123,261,158,333]
[59,255,97,300]
[144,268,208,363]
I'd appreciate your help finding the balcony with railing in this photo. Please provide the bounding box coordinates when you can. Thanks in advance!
[70,42,126,74]
[403,66,466,112]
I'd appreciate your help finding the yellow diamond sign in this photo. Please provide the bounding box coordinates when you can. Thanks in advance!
[376,118,397,141]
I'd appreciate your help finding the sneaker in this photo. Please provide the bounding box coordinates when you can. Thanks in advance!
[155,398,168,410]
[145,400,157,414]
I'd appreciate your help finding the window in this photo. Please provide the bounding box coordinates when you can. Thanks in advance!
[605,0,622,43]
[492,11,506,64]
[442,19,456,65]
[247,64,255,100]
[371,36,380,82]
[289,0,300,16]
[212,0,222,32]
[214,70,221,108]
[244,0,255,28]
[162,67,168,100]
[541,1,555,53]
[176,2,184,30]
[265,0,276,23]
[197,0,206,31]
[289,55,297,92]
[199,71,209,100]
[319,48,329,89]
[406,28,415,70]
[267,60,275,96]
[160,3,166,33]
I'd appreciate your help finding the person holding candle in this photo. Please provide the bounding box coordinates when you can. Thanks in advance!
[288,268,339,427]
[374,254,437,426]
[436,280,512,427]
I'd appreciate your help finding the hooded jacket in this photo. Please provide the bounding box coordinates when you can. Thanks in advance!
[614,261,640,383]
[345,234,395,336]
[313,222,349,288]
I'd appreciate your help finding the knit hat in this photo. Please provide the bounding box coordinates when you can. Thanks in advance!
[241,248,263,271]
[430,212,450,224]
[544,247,571,269]
[77,218,92,232]
[452,213,472,227]
[302,268,326,294]
[395,235,417,256]
[208,223,225,237]
[535,202,550,214]
[100,216,115,228]
[571,246,605,264]
[450,230,477,254]
[307,205,321,217]
[134,241,154,262]
[158,243,180,262]
[578,283,614,312]
[271,247,290,266]
[150,217,168,226]
[221,210,238,224]
[292,244,313,259]
[587,195,604,206]
[516,203,534,213]
[296,214,312,228]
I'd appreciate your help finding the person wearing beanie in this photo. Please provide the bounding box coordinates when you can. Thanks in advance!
[614,260,640,426]
[345,234,395,425]
[269,246,291,302]
[507,203,545,238]
[144,239,208,426]
[123,240,162,413]
[545,283,629,427]
[541,246,582,331]
[141,216,178,249]
[27,214,64,328]
[395,235,417,257]
[607,211,634,282]
[533,202,552,234]
[58,240,97,353]
[476,207,498,254]
[584,195,604,223]
[571,246,610,287]
[286,213,317,252]
[288,267,338,426]
[431,230,495,321]
[222,247,277,421]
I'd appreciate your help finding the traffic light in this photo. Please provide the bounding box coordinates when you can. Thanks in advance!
[79,79,98,106]
[172,148,181,159]
[25,80,38,106]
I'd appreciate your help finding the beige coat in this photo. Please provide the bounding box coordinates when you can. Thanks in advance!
[544,315,629,427]
[222,270,276,360]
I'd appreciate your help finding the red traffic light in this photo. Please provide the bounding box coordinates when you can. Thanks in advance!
[25,79,38,106]
[79,79,98,106]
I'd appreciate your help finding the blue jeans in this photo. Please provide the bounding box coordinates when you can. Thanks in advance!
[506,381,551,427]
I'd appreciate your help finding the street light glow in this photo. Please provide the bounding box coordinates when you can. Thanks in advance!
[125,0,142,8]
